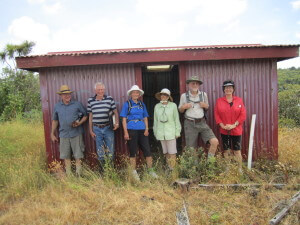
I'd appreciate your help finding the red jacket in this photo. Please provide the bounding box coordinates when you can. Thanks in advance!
[214,96,246,136]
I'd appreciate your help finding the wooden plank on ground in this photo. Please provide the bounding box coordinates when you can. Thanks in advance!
[269,191,300,225]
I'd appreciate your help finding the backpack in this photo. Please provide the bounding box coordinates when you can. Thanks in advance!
[186,91,208,120]
[127,100,143,115]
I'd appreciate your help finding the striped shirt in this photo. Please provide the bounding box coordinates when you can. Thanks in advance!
[87,95,116,125]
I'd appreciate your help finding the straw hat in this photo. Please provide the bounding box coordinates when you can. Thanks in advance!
[127,85,144,96]
[57,85,73,94]
[155,88,173,102]
[186,76,203,85]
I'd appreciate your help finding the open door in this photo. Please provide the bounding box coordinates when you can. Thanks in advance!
[142,65,181,154]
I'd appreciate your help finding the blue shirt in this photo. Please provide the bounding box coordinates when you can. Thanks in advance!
[53,100,87,138]
[120,99,149,130]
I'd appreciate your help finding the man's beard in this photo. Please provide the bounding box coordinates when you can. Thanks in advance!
[190,88,198,92]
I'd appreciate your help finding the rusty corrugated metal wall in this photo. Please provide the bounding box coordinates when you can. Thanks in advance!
[185,59,278,159]
[40,64,136,167]
[40,58,279,167]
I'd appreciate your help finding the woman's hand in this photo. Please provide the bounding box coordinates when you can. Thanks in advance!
[144,129,149,136]
[124,132,130,140]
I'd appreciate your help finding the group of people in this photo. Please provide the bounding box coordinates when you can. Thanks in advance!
[51,76,246,179]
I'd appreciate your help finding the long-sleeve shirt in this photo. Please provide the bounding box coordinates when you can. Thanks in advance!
[153,102,181,140]
[214,96,246,136]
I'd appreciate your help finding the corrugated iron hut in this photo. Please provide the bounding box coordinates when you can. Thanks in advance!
[16,44,299,166]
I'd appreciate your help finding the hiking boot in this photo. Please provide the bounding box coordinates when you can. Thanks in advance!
[132,170,140,181]
[148,168,158,179]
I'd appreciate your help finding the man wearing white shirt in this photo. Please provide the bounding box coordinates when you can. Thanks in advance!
[178,76,219,160]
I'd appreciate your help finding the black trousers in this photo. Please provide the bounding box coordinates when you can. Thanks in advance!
[127,129,151,157]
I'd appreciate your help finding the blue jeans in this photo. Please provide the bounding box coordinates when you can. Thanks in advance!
[93,125,115,161]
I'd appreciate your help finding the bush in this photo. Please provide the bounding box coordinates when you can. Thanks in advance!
[278,86,300,127]
[177,147,224,182]
[0,68,41,121]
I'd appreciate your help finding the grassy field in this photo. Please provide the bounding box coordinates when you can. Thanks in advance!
[0,120,299,225]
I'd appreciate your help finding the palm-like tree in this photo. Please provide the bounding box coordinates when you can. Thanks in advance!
[0,41,35,71]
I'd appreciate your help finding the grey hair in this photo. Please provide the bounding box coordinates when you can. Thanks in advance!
[94,82,105,89]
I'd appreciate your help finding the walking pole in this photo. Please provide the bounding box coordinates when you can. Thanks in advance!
[247,114,256,170]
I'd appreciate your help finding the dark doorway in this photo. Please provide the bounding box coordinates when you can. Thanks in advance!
[141,65,181,155]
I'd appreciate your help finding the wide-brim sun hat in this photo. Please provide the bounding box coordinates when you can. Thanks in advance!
[186,76,203,85]
[127,85,144,96]
[57,85,73,94]
[155,88,173,102]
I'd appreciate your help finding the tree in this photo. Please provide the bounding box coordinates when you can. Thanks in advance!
[0,41,35,71]
[0,41,40,121]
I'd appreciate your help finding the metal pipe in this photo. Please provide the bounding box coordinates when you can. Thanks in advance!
[248,114,256,169]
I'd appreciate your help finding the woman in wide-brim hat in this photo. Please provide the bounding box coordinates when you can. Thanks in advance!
[153,88,181,171]
[214,80,246,173]
[120,85,158,181]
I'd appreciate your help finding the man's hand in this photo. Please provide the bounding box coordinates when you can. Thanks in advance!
[90,130,96,138]
[182,103,193,110]
[72,121,80,127]
[113,124,119,130]
[51,133,58,142]
[199,102,208,109]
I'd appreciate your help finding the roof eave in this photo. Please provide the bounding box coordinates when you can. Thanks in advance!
[16,46,300,72]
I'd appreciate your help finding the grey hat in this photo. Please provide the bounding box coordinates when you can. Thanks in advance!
[186,76,203,85]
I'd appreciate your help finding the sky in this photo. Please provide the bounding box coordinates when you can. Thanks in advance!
[1,0,300,68]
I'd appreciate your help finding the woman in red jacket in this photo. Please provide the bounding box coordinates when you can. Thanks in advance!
[214,80,246,172]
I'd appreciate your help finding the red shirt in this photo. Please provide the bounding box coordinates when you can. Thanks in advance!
[214,96,246,136]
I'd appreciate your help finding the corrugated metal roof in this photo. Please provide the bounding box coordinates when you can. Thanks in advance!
[19,44,300,58]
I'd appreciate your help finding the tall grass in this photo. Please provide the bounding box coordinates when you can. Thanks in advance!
[0,119,51,201]
[0,121,299,224]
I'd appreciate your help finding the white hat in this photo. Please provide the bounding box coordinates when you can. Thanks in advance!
[127,85,144,96]
[155,88,173,102]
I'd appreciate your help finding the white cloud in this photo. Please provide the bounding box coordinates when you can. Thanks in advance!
[8,16,50,54]
[136,0,247,25]
[136,0,201,15]
[296,32,300,38]
[27,0,45,3]
[47,17,187,52]
[223,20,240,31]
[27,0,62,14]
[42,2,62,14]
[195,0,247,25]
[291,1,300,9]
[6,14,188,55]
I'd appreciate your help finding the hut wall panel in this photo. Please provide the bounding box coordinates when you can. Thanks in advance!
[41,64,135,166]
[185,59,278,159]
